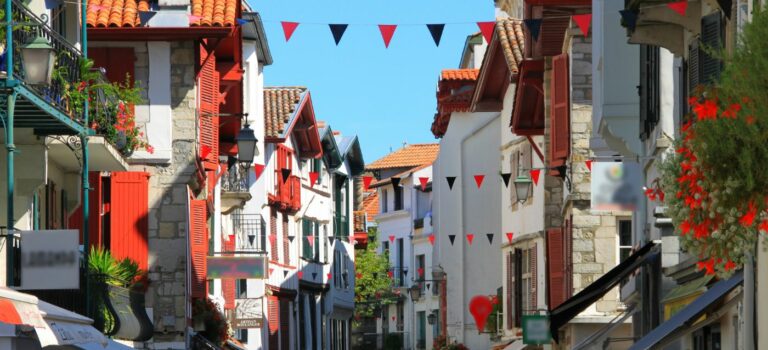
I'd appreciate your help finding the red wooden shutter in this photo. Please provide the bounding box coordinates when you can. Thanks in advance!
[530,243,537,310]
[199,43,220,170]
[282,215,290,265]
[270,208,278,262]
[69,172,103,247]
[506,251,515,329]
[268,295,280,350]
[547,228,565,309]
[110,172,150,271]
[565,217,573,298]
[549,53,570,172]
[189,199,209,299]
[279,298,291,350]
[222,237,236,309]
[88,47,135,85]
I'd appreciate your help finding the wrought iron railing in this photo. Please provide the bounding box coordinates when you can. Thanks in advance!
[390,266,409,287]
[231,212,266,252]
[221,164,250,192]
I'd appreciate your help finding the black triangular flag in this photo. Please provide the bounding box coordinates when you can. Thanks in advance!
[312,272,318,279]
[391,177,401,188]
[486,233,494,244]
[446,177,456,190]
[288,235,295,243]
[619,10,638,31]
[448,234,456,245]
[248,234,255,245]
[138,11,156,26]
[329,24,348,45]
[427,24,445,46]
[426,283,431,291]
[501,173,512,188]
[328,236,335,244]
[524,19,542,42]
[281,168,291,183]
[283,270,288,278]
[403,270,408,277]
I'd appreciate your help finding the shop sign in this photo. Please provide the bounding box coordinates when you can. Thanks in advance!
[20,230,79,290]
[230,298,263,329]
[522,314,551,345]
[207,256,266,279]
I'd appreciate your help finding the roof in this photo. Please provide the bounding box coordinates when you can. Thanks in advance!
[441,69,480,81]
[370,162,431,188]
[86,0,238,27]
[495,18,525,75]
[241,12,273,65]
[263,87,308,139]
[366,143,439,171]
[361,191,379,223]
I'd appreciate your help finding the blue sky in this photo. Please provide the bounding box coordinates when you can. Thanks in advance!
[249,0,494,163]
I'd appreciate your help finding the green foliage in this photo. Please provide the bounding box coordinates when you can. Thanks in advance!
[354,228,397,322]
[88,246,143,286]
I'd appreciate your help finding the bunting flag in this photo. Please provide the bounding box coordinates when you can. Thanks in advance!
[236,18,249,25]
[328,236,336,244]
[363,176,374,191]
[428,235,435,245]
[426,283,431,291]
[572,14,592,37]
[283,270,288,278]
[379,25,397,48]
[501,173,512,188]
[387,271,394,279]
[313,272,318,279]
[466,233,475,246]
[389,235,395,243]
[473,175,485,189]
[269,234,277,242]
[281,21,300,42]
[138,11,155,26]
[530,169,541,186]
[667,1,688,16]
[619,9,639,31]
[309,172,319,187]
[477,21,495,43]
[418,267,424,277]
[281,168,291,183]
[486,233,494,245]
[288,235,295,243]
[200,145,212,159]
[392,316,396,321]
[403,270,408,277]
[391,177,401,188]
[524,18,542,41]
[448,235,456,245]
[254,164,265,180]
[585,160,592,172]
[349,236,357,244]
[506,232,514,244]
[188,14,203,23]
[298,271,304,279]
[327,273,332,280]
[329,24,348,45]
[306,235,315,246]
[446,176,457,190]
[269,268,274,276]
[427,24,445,46]
[248,235,256,245]
[419,177,430,191]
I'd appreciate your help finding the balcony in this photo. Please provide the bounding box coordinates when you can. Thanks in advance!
[230,212,266,252]
[220,165,253,214]
[268,171,301,212]
[390,266,409,288]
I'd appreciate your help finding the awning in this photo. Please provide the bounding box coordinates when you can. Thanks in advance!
[629,271,743,350]
[59,340,135,350]
[549,242,659,342]
[36,300,108,348]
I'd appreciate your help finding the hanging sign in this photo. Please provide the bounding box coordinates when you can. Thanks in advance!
[230,298,263,329]
[207,256,266,279]
[522,314,551,345]
[20,230,79,290]
[590,161,642,211]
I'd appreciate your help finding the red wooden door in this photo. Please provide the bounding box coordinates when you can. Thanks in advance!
[88,47,136,85]
[189,199,209,299]
[109,172,149,271]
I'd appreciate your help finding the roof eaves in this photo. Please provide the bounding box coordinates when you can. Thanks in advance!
[241,12,273,65]
[278,89,309,140]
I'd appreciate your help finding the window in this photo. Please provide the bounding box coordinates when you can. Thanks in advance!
[302,219,319,260]
[640,45,661,140]
[416,311,426,350]
[396,303,404,331]
[382,241,389,254]
[394,185,403,211]
[312,158,323,185]
[236,279,247,298]
[382,189,389,213]
[688,13,724,92]
[416,254,426,292]
[396,238,404,287]
[619,220,632,262]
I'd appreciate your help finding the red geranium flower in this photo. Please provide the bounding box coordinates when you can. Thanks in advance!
[724,260,737,272]
[693,99,718,120]
[740,202,757,227]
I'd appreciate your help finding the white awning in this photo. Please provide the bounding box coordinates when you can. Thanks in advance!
[36,301,108,348]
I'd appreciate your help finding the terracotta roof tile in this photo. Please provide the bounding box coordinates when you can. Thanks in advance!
[361,191,379,223]
[86,0,235,27]
[263,87,307,139]
[496,18,525,74]
[366,143,439,171]
[441,69,479,81]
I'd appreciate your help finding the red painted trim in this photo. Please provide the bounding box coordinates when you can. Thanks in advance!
[88,27,232,41]
[268,261,297,270]
[527,136,545,163]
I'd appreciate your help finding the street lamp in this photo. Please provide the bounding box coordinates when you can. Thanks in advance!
[513,175,532,203]
[408,284,422,301]
[427,311,437,325]
[236,123,258,164]
[21,35,56,85]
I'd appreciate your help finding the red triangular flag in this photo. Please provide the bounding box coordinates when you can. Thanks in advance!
[418,267,424,277]
[392,316,396,321]
[379,25,397,48]
[467,233,475,245]
[200,145,212,159]
[506,232,514,244]
[269,234,277,242]
[309,172,319,187]
[572,14,592,36]
[428,235,435,245]
[387,271,394,279]
[530,169,541,186]
[474,175,485,188]
[585,160,592,172]
[268,268,274,276]
[477,22,495,43]
[667,1,687,16]
[281,21,299,42]
[363,176,373,191]
[307,236,314,246]
[327,273,332,280]
[389,235,395,243]
[254,164,265,179]
[349,236,356,244]
[419,177,429,191]
[297,271,303,279]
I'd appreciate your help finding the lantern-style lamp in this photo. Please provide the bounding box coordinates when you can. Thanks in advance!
[236,123,258,164]
[513,175,533,203]
[21,35,56,85]
[409,284,422,301]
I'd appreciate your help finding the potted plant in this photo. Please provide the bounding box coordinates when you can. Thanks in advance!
[192,297,231,346]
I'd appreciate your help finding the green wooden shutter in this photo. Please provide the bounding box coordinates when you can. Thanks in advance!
[700,12,723,85]
[302,219,312,259]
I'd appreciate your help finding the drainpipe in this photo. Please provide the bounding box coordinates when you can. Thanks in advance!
[744,248,755,350]
[81,0,91,317]
[4,0,15,288]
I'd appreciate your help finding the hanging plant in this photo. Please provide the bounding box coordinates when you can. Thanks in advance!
[658,8,768,276]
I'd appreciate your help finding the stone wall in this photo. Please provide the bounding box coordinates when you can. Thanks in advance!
[132,40,198,343]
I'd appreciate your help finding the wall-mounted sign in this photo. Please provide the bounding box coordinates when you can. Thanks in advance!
[590,161,642,211]
[207,256,266,279]
[522,314,551,345]
[230,298,263,329]
[21,230,79,290]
